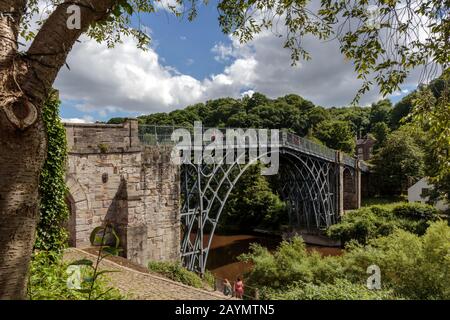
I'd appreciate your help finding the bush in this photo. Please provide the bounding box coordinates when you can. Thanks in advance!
[267,279,398,300]
[243,221,450,299]
[148,261,208,289]
[326,207,396,244]
[239,238,344,290]
[392,202,439,220]
[327,203,442,244]
[342,221,450,299]
[28,251,123,300]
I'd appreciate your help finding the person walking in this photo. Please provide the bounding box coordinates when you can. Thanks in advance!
[234,277,244,299]
[223,278,232,296]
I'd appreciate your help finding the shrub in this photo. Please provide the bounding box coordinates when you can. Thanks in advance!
[327,202,442,244]
[342,221,450,299]
[148,261,206,289]
[243,221,450,299]
[326,207,396,244]
[28,251,123,300]
[267,279,398,300]
[239,237,344,290]
[392,202,439,220]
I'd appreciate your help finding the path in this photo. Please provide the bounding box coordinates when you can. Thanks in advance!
[63,248,231,300]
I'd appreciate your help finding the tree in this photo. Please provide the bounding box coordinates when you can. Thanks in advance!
[369,99,392,128]
[221,164,286,231]
[0,0,447,299]
[314,120,356,154]
[370,122,390,151]
[390,95,414,129]
[411,72,450,202]
[372,129,425,195]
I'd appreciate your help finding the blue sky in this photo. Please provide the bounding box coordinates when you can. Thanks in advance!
[55,2,418,123]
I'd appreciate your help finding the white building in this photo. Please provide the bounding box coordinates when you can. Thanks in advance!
[408,177,449,211]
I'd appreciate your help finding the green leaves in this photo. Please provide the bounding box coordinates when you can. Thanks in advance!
[36,90,69,253]
[69,259,93,267]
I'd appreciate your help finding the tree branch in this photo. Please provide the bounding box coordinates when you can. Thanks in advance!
[0,1,26,66]
[22,0,117,103]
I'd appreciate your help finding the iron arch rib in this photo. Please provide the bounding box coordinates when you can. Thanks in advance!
[180,147,339,274]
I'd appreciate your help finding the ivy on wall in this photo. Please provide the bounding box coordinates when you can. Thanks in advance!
[35,90,69,252]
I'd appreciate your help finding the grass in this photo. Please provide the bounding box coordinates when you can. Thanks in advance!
[361,196,407,208]
[148,261,215,290]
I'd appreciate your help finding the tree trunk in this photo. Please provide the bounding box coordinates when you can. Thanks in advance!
[0,107,47,299]
[0,0,115,299]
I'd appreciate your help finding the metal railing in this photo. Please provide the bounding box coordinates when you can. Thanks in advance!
[282,132,336,162]
[138,124,365,169]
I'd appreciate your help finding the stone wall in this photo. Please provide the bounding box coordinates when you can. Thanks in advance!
[64,119,180,267]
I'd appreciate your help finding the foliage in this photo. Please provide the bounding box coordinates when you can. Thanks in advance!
[239,238,344,290]
[343,221,450,299]
[24,1,447,103]
[313,119,356,154]
[107,117,126,124]
[371,128,425,195]
[361,197,405,207]
[243,221,450,300]
[369,99,392,127]
[148,261,211,289]
[221,164,287,231]
[267,278,398,300]
[36,90,69,252]
[392,202,441,221]
[411,71,450,201]
[327,202,440,244]
[370,122,390,150]
[78,224,123,299]
[27,251,123,300]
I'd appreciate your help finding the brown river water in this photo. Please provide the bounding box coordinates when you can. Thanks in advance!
[203,233,342,281]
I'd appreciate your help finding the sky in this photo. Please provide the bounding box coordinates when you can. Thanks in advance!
[53,1,420,123]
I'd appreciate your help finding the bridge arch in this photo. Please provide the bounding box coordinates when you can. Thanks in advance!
[180,147,338,273]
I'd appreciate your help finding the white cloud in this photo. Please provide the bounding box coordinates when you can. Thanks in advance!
[55,20,423,117]
[154,0,183,13]
[211,42,234,63]
[61,116,94,123]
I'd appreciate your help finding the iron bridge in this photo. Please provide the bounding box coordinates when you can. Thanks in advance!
[139,125,367,274]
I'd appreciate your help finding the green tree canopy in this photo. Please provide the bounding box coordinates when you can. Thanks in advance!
[372,127,425,195]
[314,119,356,154]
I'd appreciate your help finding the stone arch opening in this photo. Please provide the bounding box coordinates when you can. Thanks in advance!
[65,193,77,247]
[65,175,91,247]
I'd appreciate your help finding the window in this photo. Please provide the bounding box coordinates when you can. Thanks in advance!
[421,188,430,198]
[358,147,363,154]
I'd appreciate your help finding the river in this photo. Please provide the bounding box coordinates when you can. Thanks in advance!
[204,233,342,281]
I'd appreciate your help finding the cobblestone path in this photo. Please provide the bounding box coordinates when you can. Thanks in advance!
[63,248,231,300]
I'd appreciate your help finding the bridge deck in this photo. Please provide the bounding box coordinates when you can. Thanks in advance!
[138,124,369,171]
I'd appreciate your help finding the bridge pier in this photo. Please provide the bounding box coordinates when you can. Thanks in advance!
[336,152,361,214]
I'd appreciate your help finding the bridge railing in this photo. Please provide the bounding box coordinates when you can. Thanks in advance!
[138,124,365,169]
[139,124,183,145]
[282,132,336,162]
